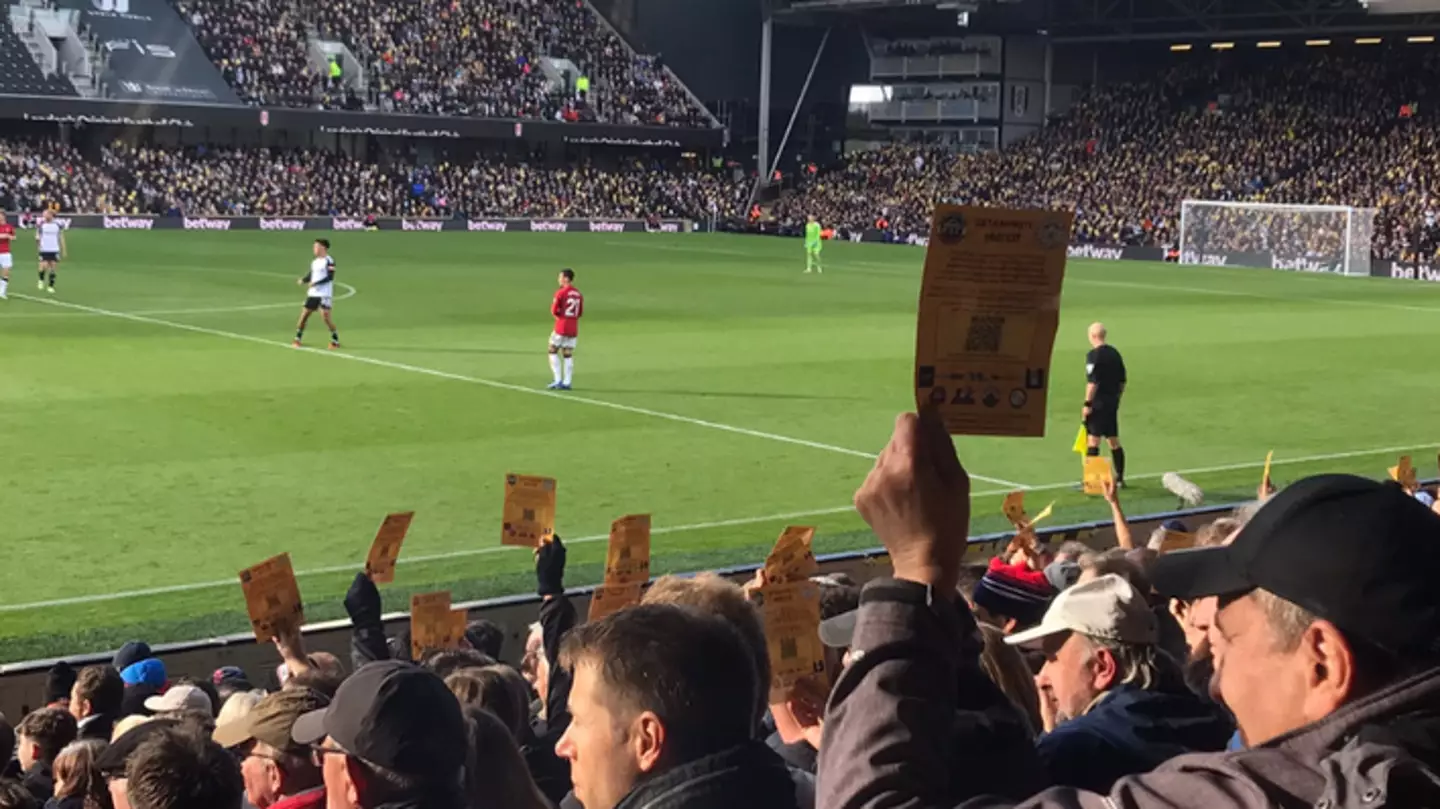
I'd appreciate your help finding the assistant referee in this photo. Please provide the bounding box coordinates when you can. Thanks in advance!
[1083,322,1128,486]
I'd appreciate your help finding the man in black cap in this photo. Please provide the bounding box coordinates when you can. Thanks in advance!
[815,410,1440,809]
[292,660,467,809]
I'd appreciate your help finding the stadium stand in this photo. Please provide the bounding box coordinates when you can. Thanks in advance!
[0,137,747,220]
[777,49,1440,261]
[0,22,76,97]
[173,0,711,125]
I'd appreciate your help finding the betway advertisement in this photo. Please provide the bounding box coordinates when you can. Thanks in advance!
[3,215,689,233]
[52,0,238,103]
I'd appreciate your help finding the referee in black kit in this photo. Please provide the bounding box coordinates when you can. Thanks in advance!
[1083,322,1128,486]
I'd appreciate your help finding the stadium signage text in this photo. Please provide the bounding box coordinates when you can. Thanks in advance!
[182,217,232,230]
[1271,256,1343,273]
[259,218,308,231]
[5,214,686,234]
[1375,262,1440,283]
[102,216,155,230]
[1066,244,1125,261]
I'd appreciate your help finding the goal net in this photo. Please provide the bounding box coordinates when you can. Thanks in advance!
[1178,200,1377,276]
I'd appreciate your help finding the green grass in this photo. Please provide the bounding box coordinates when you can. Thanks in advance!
[1,231,1436,663]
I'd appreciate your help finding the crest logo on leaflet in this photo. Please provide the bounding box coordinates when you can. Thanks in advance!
[935,212,967,244]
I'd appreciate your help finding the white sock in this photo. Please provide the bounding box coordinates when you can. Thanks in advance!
[563,356,574,385]
[548,353,562,383]
[0,278,7,295]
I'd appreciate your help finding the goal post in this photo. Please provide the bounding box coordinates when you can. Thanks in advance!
[1178,200,1377,277]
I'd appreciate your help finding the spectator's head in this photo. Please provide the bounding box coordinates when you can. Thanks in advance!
[445,667,527,741]
[120,660,166,691]
[211,667,253,704]
[292,661,467,809]
[642,572,769,729]
[556,604,758,809]
[16,707,78,771]
[215,691,265,729]
[213,688,328,809]
[0,779,37,809]
[1007,574,1160,724]
[52,739,107,808]
[46,663,76,709]
[112,642,153,672]
[1076,548,1153,594]
[464,619,505,660]
[71,666,124,722]
[419,649,496,680]
[977,623,1043,735]
[143,685,214,719]
[458,707,547,809]
[125,725,242,809]
[972,566,1054,632]
[97,719,180,809]
[1153,475,1440,747]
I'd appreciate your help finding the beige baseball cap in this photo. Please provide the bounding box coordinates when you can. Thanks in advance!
[1004,574,1157,648]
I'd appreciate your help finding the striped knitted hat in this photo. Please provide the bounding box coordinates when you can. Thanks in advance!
[972,566,1056,629]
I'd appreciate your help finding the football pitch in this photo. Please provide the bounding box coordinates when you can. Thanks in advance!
[2,230,1437,664]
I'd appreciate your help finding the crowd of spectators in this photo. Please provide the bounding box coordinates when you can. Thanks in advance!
[3,410,1440,809]
[1,138,746,220]
[780,49,1440,262]
[173,0,711,126]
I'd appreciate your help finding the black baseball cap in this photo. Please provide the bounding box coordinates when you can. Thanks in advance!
[1151,474,1440,656]
[292,660,465,781]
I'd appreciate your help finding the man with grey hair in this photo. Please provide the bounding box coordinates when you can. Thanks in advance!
[1006,575,1232,792]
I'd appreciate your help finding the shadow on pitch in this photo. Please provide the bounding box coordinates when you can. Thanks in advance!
[589,387,868,402]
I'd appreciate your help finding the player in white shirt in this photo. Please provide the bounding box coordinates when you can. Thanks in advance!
[293,238,341,349]
[36,209,65,294]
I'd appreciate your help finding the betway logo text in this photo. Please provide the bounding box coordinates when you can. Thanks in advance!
[331,218,366,231]
[1180,250,1229,266]
[530,221,569,232]
[586,221,625,233]
[103,216,154,230]
[259,218,307,231]
[1389,264,1440,283]
[467,220,508,232]
[1067,244,1124,261]
[1272,256,1340,273]
[182,217,231,231]
[402,219,443,232]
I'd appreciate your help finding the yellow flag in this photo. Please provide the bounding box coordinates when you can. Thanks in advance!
[1072,424,1088,454]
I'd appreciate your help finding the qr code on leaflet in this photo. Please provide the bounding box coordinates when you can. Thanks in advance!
[965,315,1004,353]
[523,508,535,521]
[780,637,798,660]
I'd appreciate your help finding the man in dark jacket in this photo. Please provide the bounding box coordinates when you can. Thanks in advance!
[293,661,468,809]
[817,411,1440,809]
[69,665,124,742]
[1005,574,1231,791]
[15,708,75,803]
[555,604,799,809]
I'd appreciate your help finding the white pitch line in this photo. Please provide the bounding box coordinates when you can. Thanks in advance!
[0,503,871,612]
[1,438,1426,612]
[7,293,1028,489]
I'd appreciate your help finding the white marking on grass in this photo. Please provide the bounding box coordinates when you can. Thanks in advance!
[0,502,878,612]
[3,438,1426,611]
[11,293,1032,488]
[1,279,358,319]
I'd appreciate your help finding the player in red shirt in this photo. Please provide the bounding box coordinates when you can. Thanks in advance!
[547,268,584,390]
[0,216,14,299]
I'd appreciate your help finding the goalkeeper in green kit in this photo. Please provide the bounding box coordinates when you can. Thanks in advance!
[804,214,823,274]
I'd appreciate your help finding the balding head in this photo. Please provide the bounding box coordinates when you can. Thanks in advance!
[1088,322,1107,346]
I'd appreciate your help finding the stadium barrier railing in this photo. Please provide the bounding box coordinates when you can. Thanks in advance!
[0,502,1239,719]
[0,93,726,150]
[1,214,690,234]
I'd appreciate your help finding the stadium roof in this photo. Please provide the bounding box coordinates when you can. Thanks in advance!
[773,0,1440,42]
